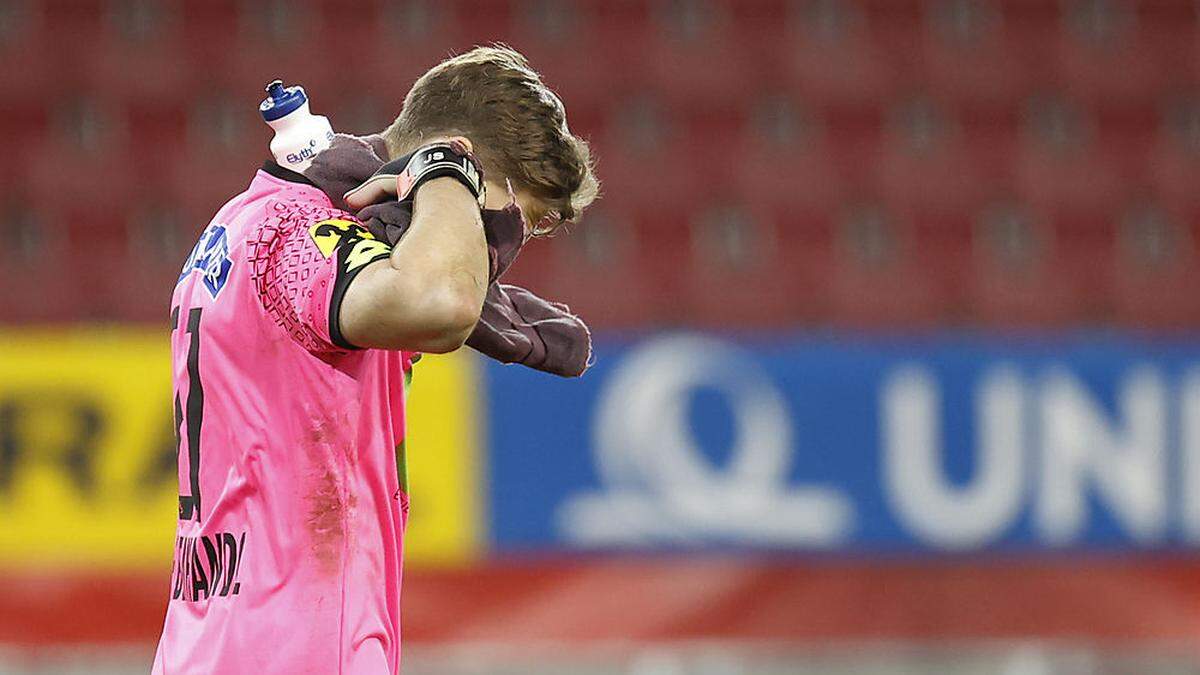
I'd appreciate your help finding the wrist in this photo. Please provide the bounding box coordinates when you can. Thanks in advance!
[397,142,485,206]
[411,175,478,201]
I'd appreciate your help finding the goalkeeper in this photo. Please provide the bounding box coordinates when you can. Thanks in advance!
[152,46,598,674]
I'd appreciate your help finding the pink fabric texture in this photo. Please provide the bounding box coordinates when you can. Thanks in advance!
[247,199,348,353]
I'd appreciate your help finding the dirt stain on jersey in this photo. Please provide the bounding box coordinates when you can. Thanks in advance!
[306,468,345,575]
[308,413,359,467]
[302,411,359,575]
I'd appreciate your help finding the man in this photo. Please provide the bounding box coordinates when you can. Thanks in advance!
[153,46,598,674]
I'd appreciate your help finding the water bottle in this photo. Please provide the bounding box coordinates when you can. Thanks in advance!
[259,79,334,173]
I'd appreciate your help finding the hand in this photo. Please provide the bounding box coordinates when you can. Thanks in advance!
[343,137,485,209]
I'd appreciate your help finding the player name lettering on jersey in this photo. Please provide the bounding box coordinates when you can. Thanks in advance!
[170,532,247,603]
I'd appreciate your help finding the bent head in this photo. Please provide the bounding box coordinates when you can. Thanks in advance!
[381,45,599,235]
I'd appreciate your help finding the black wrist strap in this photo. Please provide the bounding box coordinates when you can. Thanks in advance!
[394,143,486,206]
[342,141,487,209]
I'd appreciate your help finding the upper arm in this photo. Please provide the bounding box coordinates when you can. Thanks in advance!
[249,208,393,354]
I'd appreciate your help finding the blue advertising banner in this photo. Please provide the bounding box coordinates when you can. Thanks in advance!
[484,332,1200,553]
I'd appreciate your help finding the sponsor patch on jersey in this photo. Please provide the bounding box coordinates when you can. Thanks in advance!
[343,237,392,273]
[178,224,233,299]
[320,218,394,349]
[309,218,393,274]
[309,218,374,258]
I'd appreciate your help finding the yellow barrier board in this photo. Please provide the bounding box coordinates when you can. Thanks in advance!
[0,329,482,570]
[403,352,485,567]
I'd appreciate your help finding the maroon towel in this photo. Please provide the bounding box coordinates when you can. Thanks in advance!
[304,134,592,377]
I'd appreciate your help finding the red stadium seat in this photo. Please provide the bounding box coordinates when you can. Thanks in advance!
[0,1,67,101]
[81,0,193,103]
[826,204,959,327]
[27,201,133,322]
[641,0,771,106]
[0,269,82,323]
[503,205,674,329]
[448,0,517,46]
[125,100,191,180]
[168,94,271,218]
[676,103,747,173]
[175,0,239,77]
[1053,0,1180,104]
[1013,95,1130,217]
[781,0,911,106]
[966,202,1108,327]
[1094,100,1158,168]
[313,0,384,38]
[1108,203,1200,328]
[321,93,394,138]
[917,207,975,321]
[66,205,129,319]
[916,0,1047,105]
[1131,0,1200,91]
[0,102,51,190]
[198,0,341,102]
[27,99,136,212]
[732,97,847,213]
[591,97,727,209]
[820,102,888,186]
[350,0,615,103]
[169,154,262,230]
[626,204,696,326]
[60,198,193,324]
[873,97,1004,214]
[506,1,645,112]
[110,203,197,322]
[342,1,468,105]
[682,202,831,327]
[1147,98,1200,211]
[0,197,81,323]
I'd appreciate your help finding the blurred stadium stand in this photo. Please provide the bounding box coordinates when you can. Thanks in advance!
[0,0,1196,329]
[3,0,1200,674]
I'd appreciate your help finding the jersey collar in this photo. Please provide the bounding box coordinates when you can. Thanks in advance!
[261,160,318,187]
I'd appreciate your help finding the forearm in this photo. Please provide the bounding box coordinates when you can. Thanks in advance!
[389,176,489,305]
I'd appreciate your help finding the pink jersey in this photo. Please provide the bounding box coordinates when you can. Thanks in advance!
[153,164,412,674]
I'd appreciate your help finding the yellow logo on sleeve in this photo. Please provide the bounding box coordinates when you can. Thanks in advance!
[308,218,377,259]
[344,238,392,272]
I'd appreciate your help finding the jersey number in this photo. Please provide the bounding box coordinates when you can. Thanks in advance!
[171,305,205,521]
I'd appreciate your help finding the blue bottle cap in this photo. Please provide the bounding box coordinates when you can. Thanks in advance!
[259,79,307,122]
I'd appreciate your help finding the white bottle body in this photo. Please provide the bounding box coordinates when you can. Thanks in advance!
[266,100,334,173]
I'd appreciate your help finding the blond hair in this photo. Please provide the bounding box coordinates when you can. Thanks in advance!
[383,45,599,233]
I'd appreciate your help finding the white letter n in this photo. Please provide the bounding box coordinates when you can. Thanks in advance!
[1037,367,1167,545]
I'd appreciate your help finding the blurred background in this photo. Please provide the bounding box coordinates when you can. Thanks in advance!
[2,0,1200,673]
